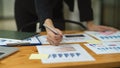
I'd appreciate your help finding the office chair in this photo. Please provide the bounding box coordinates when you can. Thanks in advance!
[64,20,87,30]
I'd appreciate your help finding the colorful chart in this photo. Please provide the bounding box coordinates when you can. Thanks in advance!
[85,31,120,41]
[85,42,120,54]
[36,44,95,63]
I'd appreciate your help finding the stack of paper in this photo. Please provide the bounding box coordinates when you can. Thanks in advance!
[85,31,120,54]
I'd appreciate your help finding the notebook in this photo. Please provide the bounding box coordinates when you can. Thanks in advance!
[0,30,35,40]
[0,46,19,59]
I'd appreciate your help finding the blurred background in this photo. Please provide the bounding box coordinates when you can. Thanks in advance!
[0,0,120,32]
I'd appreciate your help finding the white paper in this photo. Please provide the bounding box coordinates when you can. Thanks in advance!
[37,33,95,44]
[85,31,120,41]
[36,44,95,63]
[0,38,22,46]
[85,42,120,54]
[23,35,41,45]
[0,35,42,46]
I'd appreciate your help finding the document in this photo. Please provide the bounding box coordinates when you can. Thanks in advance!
[23,35,41,45]
[37,33,95,44]
[85,42,120,54]
[0,35,42,46]
[85,31,120,41]
[0,38,22,46]
[36,44,95,63]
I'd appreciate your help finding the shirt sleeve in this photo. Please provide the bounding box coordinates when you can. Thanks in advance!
[78,0,94,22]
[34,0,57,29]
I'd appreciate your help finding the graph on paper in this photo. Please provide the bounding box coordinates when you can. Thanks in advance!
[85,31,120,41]
[85,42,120,54]
[36,44,95,63]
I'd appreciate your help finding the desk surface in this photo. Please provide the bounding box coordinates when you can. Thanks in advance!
[0,30,120,68]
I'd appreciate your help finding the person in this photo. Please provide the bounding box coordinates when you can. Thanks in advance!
[15,0,118,45]
[14,0,65,32]
[15,0,37,32]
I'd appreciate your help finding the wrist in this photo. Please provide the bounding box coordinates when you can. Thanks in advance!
[44,18,54,27]
[44,18,55,32]
[86,21,94,29]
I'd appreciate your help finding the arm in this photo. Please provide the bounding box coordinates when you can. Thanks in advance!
[87,21,118,32]
[78,0,118,32]
[34,0,63,45]
[34,0,53,29]
[78,0,93,22]
[44,18,63,46]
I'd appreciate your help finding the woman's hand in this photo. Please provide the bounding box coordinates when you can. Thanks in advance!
[87,21,118,32]
[44,18,63,46]
[46,28,63,45]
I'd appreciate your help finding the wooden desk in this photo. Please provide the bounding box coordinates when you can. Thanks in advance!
[1,30,120,68]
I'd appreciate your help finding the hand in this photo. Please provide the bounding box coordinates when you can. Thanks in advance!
[46,28,63,45]
[87,21,118,32]
[44,18,63,45]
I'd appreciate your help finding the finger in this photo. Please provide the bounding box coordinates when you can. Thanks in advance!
[47,37,55,45]
[47,31,62,42]
[47,36,60,46]
[55,28,63,36]
[108,27,118,32]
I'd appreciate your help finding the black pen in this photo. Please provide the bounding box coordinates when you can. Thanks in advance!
[43,24,59,35]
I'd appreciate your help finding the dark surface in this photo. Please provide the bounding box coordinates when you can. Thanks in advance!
[0,30,36,40]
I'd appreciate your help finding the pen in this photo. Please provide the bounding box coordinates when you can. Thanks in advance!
[7,42,41,46]
[6,42,31,46]
[43,24,59,35]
